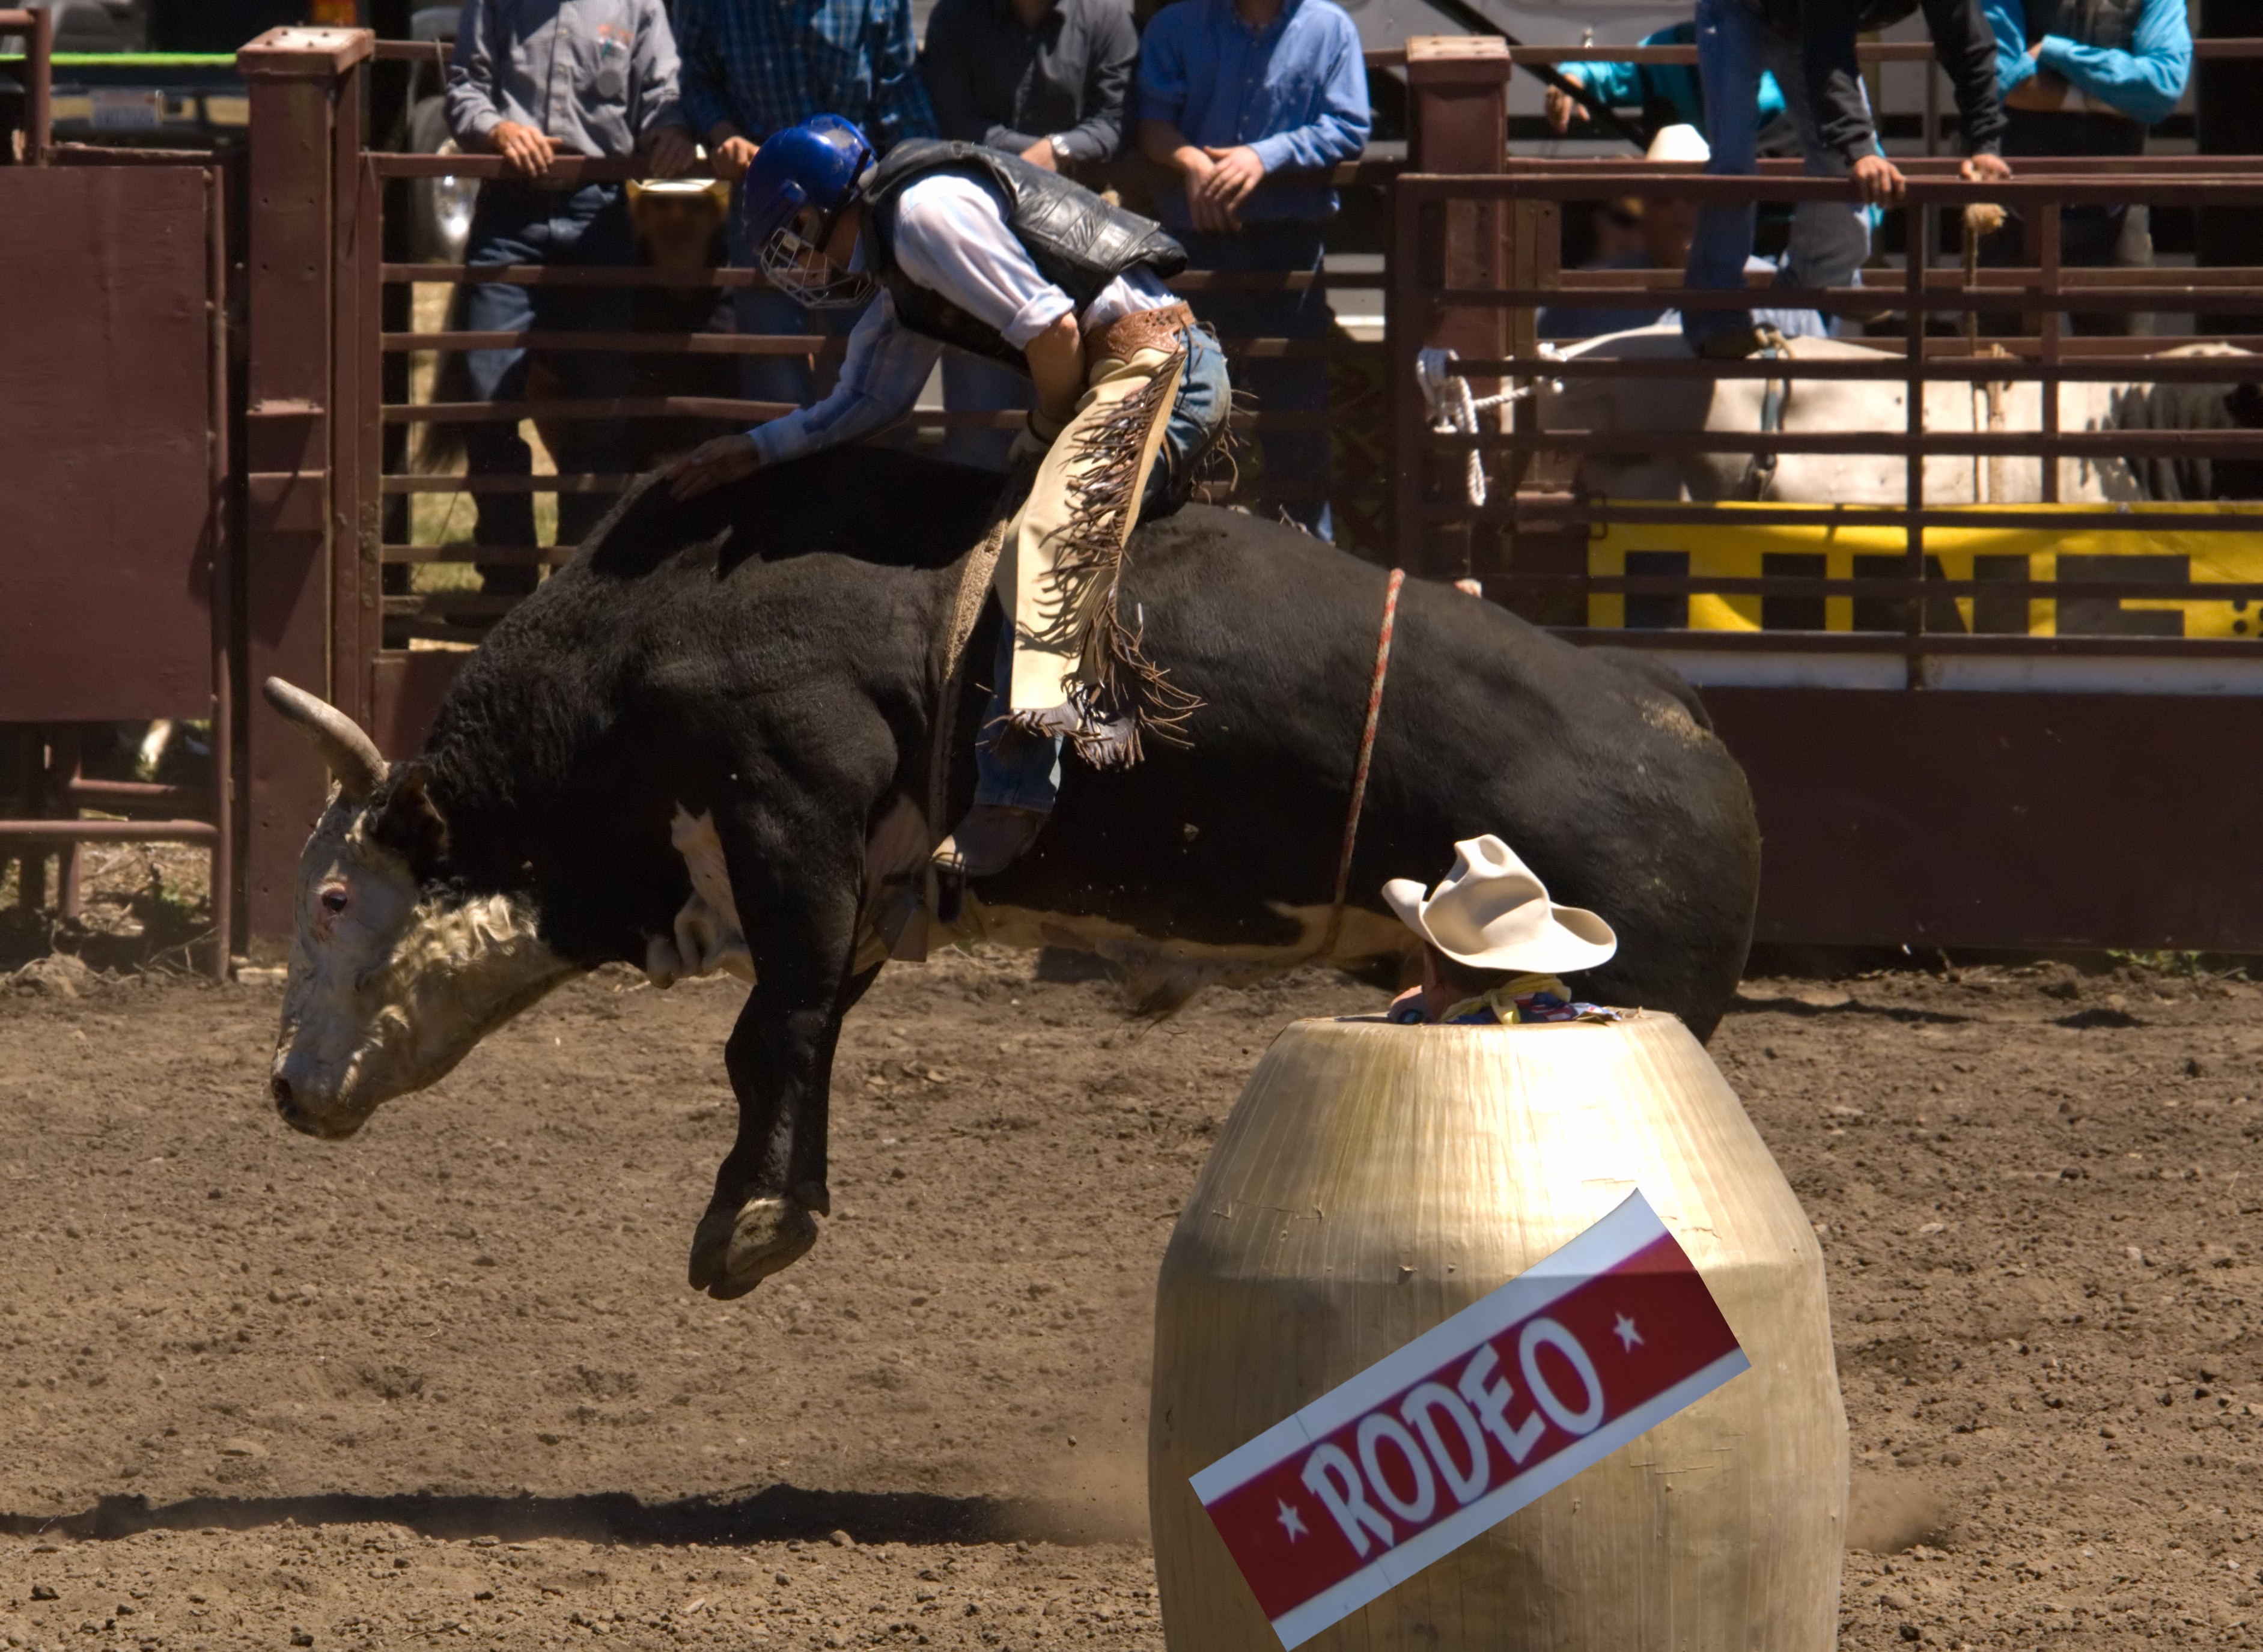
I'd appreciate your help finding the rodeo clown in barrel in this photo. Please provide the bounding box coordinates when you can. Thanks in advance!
[667,117,1231,878]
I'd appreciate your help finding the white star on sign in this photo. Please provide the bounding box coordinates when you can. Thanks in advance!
[1278,1499,1308,1541]
[1614,1313,1643,1351]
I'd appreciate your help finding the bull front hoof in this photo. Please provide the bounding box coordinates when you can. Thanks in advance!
[687,1196,819,1301]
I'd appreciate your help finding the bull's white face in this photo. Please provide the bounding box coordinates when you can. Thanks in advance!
[268,780,575,1140]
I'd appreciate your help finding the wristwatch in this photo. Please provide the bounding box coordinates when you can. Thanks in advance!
[1047,133,1073,166]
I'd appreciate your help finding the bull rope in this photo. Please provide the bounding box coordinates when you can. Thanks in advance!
[1315,566,1407,963]
[1418,347,1560,508]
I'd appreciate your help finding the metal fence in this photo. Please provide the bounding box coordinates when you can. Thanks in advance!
[1388,41,2263,691]
[222,26,2263,955]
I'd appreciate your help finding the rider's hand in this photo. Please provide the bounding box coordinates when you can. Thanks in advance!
[643,124,698,180]
[711,134,759,183]
[1545,85,1589,135]
[1198,144,1266,221]
[1851,152,1907,207]
[1019,136,1059,172]
[490,120,560,178]
[668,434,763,502]
[1962,151,2014,184]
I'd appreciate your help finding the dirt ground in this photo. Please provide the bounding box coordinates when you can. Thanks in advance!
[1,947,2259,1651]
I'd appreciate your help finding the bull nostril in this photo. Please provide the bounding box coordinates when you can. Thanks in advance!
[272,1075,296,1113]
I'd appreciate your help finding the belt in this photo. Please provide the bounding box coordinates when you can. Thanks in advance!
[1084,302,1195,374]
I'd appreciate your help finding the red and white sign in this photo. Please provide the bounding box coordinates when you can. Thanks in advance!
[1190,1190,1747,1648]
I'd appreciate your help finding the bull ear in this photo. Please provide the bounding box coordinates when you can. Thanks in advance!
[371,764,451,878]
[263,677,388,804]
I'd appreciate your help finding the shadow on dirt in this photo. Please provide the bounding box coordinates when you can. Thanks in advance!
[0,1485,1144,1548]
[1727,992,1974,1027]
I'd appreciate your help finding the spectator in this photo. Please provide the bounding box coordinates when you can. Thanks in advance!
[1546,20,1788,145]
[445,0,696,589]
[675,0,937,407]
[1681,0,2012,360]
[922,0,1139,467]
[1539,125,1828,341]
[1978,0,2191,332]
[1137,0,1369,539]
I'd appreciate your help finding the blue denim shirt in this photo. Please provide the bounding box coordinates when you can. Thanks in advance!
[674,0,937,150]
[1135,0,1371,228]
[1982,0,2191,127]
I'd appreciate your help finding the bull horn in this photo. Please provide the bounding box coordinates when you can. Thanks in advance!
[263,677,389,803]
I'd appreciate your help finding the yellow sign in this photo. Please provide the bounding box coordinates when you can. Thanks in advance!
[1584,502,2263,640]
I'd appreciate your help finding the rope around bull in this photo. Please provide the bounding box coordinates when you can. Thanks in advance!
[1314,565,1406,963]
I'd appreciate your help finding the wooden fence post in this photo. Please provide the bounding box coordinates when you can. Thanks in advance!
[1398,37,1509,582]
[236,26,374,947]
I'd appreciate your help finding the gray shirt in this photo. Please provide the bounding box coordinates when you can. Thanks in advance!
[446,0,686,159]
[920,0,1138,166]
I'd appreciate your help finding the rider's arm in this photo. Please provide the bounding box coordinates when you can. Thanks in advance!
[1024,314,1085,431]
[891,175,1081,351]
[745,294,941,467]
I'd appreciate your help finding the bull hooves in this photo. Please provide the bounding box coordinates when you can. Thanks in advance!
[687,1196,819,1301]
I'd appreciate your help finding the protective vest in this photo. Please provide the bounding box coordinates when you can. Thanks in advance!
[2022,0,2140,52]
[863,139,1187,368]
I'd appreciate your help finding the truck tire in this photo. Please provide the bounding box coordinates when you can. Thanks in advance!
[404,95,477,264]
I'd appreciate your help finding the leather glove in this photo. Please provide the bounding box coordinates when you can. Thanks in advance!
[1005,408,1067,467]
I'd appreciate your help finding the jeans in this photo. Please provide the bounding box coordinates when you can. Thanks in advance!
[1683,0,1872,349]
[1177,222,1335,541]
[938,353,1034,472]
[463,182,637,581]
[972,322,1232,812]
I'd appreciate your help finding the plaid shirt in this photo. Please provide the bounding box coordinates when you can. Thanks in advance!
[674,0,936,150]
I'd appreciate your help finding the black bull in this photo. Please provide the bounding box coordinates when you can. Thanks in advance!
[266,450,1761,1299]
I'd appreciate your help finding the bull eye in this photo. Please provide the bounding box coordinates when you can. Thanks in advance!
[319,888,350,916]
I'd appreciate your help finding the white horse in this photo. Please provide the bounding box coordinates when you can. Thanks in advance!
[1529,328,2259,506]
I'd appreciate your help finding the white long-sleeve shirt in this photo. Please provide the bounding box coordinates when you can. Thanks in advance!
[747,170,1175,467]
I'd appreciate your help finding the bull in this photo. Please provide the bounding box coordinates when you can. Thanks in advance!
[264,450,1762,1299]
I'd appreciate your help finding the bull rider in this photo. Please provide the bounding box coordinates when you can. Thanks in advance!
[666,116,1231,879]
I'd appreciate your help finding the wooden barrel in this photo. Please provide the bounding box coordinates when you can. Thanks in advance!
[1150,1013,1846,1650]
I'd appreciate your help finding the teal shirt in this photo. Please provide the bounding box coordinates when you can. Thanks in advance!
[1982,0,2191,127]
[1562,23,1785,136]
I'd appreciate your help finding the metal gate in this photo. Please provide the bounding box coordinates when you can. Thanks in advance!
[0,6,233,971]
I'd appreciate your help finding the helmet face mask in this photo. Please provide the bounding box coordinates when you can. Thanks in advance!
[737,115,877,311]
[758,218,875,310]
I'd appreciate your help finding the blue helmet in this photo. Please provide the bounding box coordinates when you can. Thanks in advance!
[740,115,877,309]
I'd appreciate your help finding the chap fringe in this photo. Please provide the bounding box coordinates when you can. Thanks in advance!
[1014,351,1203,769]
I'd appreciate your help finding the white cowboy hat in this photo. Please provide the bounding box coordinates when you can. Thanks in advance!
[1383,836,1618,974]
[1646,123,1710,165]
